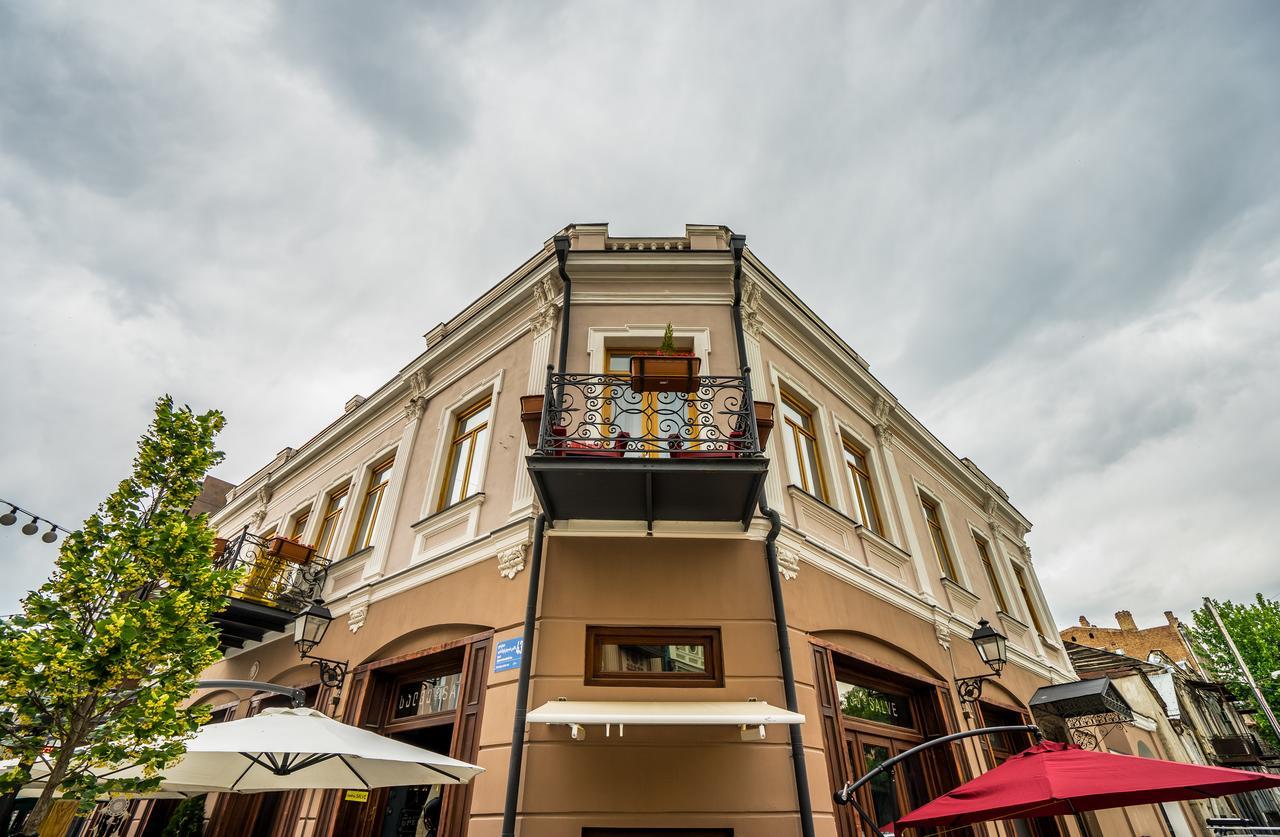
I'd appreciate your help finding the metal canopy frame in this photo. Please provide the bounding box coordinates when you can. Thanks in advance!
[1029,678,1135,751]
[833,724,1043,835]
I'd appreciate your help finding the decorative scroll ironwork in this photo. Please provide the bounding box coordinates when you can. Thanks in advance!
[1064,711,1134,750]
[216,530,329,612]
[537,371,761,458]
[956,674,995,705]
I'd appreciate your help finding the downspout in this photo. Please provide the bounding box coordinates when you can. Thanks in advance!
[501,512,547,837]
[730,233,816,837]
[553,235,572,408]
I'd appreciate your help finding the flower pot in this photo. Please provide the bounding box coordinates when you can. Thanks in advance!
[629,354,701,393]
[212,537,228,561]
[267,535,315,564]
[519,394,545,448]
[753,400,775,449]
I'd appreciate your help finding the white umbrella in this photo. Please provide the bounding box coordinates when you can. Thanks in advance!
[105,707,483,792]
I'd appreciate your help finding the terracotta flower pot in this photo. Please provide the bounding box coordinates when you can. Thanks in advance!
[267,535,315,565]
[629,354,701,393]
[519,394,545,448]
[753,400,775,449]
[212,537,228,561]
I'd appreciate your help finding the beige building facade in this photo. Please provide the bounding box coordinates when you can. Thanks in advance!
[138,224,1117,837]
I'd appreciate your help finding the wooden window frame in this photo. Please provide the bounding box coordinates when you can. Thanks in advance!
[585,625,724,688]
[438,396,493,512]
[974,534,1009,613]
[349,455,395,554]
[780,390,829,501]
[314,484,350,559]
[919,494,959,580]
[842,438,884,536]
[381,652,466,735]
[288,508,310,542]
[1013,563,1048,636]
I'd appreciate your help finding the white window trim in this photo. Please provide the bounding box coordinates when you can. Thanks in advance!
[313,471,358,560]
[346,440,401,555]
[913,482,971,589]
[419,370,505,521]
[835,422,897,544]
[771,373,833,501]
[585,325,711,374]
[968,523,1011,616]
[285,498,321,544]
[1007,555,1047,639]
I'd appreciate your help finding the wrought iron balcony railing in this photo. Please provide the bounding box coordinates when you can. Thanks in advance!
[535,372,762,458]
[214,530,329,613]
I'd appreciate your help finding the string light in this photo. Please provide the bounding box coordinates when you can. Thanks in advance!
[0,498,72,545]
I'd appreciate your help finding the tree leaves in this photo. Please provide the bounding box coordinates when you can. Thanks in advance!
[1189,594,1280,747]
[0,396,240,828]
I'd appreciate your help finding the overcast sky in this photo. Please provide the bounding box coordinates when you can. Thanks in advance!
[2,2,1277,631]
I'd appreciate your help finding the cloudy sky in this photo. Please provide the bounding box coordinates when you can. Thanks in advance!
[2,2,1277,631]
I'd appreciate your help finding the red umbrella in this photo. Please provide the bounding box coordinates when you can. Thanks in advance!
[896,740,1280,831]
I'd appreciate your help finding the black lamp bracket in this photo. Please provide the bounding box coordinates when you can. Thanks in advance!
[300,653,349,689]
[956,672,1000,704]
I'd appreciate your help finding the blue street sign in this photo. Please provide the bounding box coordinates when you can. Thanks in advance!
[493,637,523,672]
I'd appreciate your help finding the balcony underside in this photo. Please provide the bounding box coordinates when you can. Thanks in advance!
[213,597,298,650]
[527,455,768,529]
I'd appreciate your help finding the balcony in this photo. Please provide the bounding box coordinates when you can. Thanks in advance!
[1210,733,1270,766]
[211,531,330,650]
[525,371,769,529]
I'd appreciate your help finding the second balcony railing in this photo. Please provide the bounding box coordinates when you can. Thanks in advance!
[535,371,764,459]
[214,530,330,613]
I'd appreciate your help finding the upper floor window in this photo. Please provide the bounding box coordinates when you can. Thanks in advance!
[974,535,1009,613]
[780,391,827,500]
[439,397,492,510]
[919,495,958,580]
[586,626,724,687]
[843,439,883,536]
[1013,564,1048,636]
[314,485,349,558]
[350,456,395,553]
[288,508,310,542]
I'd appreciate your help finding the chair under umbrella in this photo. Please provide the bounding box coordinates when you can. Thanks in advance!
[100,707,483,792]
[894,739,1280,832]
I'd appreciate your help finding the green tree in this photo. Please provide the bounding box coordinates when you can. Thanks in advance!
[1188,594,1280,747]
[0,397,238,834]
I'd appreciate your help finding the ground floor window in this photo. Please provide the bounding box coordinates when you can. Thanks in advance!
[979,702,1062,837]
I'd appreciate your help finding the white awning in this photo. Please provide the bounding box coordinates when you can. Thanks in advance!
[527,700,804,740]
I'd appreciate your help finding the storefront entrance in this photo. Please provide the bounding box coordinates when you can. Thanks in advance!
[812,642,973,837]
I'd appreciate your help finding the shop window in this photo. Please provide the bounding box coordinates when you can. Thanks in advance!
[586,626,724,687]
[919,493,959,580]
[391,671,463,722]
[350,455,395,553]
[975,534,1009,613]
[780,390,828,500]
[837,680,914,729]
[439,396,492,510]
[843,438,884,536]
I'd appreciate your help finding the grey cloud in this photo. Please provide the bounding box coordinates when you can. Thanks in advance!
[2,0,1278,630]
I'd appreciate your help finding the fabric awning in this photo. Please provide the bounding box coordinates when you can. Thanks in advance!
[526,700,803,739]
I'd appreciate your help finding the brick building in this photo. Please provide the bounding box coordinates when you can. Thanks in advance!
[1061,610,1204,676]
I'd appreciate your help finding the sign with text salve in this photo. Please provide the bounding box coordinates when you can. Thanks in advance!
[344,790,369,803]
[493,637,523,673]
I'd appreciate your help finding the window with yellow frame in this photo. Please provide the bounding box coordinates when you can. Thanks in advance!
[779,391,828,500]
[350,455,395,553]
[603,348,696,456]
[314,485,349,559]
[439,397,491,510]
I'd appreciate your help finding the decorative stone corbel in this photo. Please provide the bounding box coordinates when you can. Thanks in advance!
[874,422,896,449]
[497,542,529,579]
[776,545,800,581]
[933,608,953,651]
[741,276,764,338]
[347,603,369,633]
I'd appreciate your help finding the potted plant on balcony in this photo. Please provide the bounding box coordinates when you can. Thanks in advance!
[267,534,315,564]
[629,323,701,393]
[519,394,545,448]
[753,400,775,449]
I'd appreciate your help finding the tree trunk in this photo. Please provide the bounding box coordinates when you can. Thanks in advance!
[20,755,68,836]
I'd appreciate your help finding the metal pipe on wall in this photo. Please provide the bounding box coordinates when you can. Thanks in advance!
[500,512,547,837]
[731,231,816,837]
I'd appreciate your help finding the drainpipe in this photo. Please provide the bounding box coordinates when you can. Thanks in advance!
[731,232,816,837]
[501,512,547,837]
[553,235,572,408]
